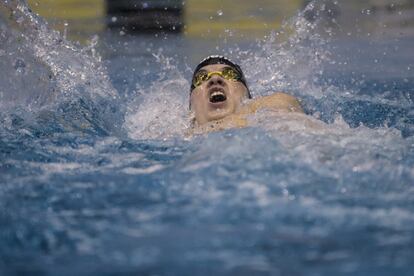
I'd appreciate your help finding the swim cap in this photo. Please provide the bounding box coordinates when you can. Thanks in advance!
[190,55,251,98]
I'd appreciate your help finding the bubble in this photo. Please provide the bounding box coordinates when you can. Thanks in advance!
[16,15,24,24]
[362,9,372,15]
[14,58,26,73]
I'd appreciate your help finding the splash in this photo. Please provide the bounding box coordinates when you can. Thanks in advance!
[124,53,191,140]
[0,0,121,135]
[123,0,339,139]
[0,0,117,106]
[1,1,414,274]
[239,0,335,99]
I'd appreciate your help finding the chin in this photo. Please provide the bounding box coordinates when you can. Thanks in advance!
[206,106,234,122]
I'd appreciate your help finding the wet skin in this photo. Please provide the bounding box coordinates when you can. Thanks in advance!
[190,64,304,132]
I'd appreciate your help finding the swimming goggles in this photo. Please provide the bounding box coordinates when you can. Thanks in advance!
[191,67,242,88]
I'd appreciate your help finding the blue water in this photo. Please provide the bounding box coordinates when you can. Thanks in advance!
[1,1,414,275]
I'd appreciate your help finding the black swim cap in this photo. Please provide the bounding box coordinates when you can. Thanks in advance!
[190,55,251,98]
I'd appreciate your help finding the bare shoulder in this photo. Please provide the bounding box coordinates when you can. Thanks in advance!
[189,113,248,135]
[247,92,304,113]
[268,92,300,101]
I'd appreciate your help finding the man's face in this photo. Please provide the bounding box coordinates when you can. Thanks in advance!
[190,64,249,125]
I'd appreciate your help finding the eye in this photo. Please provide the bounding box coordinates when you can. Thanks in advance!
[193,70,208,87]
[222,67,239,80]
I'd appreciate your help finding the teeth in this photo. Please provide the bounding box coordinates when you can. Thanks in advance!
[211,91,224,97]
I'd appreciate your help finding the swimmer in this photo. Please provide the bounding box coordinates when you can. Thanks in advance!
[189,55,305,133]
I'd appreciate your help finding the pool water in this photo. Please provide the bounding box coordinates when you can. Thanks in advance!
[1,1,414,275]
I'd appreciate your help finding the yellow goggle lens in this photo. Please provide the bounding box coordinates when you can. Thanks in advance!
[193,70,209,87]
[221,67,238,79]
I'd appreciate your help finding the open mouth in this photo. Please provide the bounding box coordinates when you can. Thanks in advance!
[209,88,227,103]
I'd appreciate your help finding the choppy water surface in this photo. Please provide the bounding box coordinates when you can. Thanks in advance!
[1,1,414,275]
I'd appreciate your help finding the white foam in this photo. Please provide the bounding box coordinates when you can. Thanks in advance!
[122,164,165,175]
[0,0,118,109]
[124,55,191,140]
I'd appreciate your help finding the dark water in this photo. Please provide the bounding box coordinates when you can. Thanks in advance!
[1,1,414,275]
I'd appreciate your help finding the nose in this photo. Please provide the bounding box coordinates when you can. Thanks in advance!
[207,75,225,87]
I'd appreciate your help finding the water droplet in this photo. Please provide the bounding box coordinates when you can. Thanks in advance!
[217,10,223,16]
[363,9,371,15]
[111,16,117,23]
[14,58,26,74]
[16,16,24,24]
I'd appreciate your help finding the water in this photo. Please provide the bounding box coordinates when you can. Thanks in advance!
[1,1,414,275]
